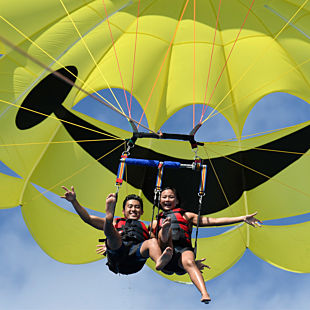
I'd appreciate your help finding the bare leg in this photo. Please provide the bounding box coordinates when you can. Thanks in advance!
[180,250,211,303]
[160,217,171,243]
[104,194,122,250]
[140,238,173,270]
[158,218,173,251]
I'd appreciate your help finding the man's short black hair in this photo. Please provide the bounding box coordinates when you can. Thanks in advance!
[122,194,143,211]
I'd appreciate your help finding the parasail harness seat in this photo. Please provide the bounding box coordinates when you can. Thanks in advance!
[114,135,208,258]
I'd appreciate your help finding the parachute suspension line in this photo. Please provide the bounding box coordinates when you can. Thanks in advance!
[203,140,310,157]
[201,0,308,126]
[0,16,124,117]
[202,146,248,248]
[0,99,120,140]
[206,144,310,198]
[192,0,196,129]
[0,138,122,148]
[265,3,310,40]
[58,0,126,117]
[0,36,158,135]
[201,56,310,127]
[137,0,191,128]
[129,0,141,114]
[199,0,222,122]
[102,0,131,118]
[27,141,126,204]
[199,0,256,123]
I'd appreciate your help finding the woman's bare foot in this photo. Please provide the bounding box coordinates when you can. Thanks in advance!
[201,294,211,304]
[155,247,173,270]
[161,217,171,243]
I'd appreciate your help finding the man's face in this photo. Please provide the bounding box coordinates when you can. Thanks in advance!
[160,189,178,211]
[122,199,143,220]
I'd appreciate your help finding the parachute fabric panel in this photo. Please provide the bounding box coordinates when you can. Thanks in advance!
[147,225,247,283]
[0,173,23,209]
[0,0,310,280]
[249,222,310,273]
[21,183,103,264]
[0,0,128,50]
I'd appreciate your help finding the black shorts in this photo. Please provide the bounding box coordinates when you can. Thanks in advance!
[106,241,147,275]
[161,246,194,276]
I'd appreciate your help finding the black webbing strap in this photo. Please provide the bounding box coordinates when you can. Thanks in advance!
[149,162,164,237]
[194,164,207,258]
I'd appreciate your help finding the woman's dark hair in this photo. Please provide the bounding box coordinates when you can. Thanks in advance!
[160,187,181,207]
[122,194,143,211]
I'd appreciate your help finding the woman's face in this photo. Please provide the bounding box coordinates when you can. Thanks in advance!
[160,189,178,211]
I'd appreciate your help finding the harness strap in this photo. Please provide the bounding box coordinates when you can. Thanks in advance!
[149,162,164,237]
[116,153,128,186]
[194,165,207,258]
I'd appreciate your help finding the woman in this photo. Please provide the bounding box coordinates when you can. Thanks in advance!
[152,187,262,304]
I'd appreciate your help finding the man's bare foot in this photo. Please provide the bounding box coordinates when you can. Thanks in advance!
[201,294,211,304]
[105,193,117,222]
[155,247,173,270]
[161,217,171,243]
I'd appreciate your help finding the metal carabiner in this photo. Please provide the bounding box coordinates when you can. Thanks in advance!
[198,192,205,204]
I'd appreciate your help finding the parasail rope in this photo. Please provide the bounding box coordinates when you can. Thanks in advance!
[0,35,159,135]
[205,144,310,199]
[200,0,222,120]
[0,99,121,140]
[58,0,127,117]
[200,0,309,125]
[137,0,191,128]
[102,0,131,118]
[24,141,126,204]
[0,15,124,117]
[199,0,256,123]
[192,0,196,129]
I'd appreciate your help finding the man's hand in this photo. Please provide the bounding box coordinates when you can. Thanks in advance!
[244,212,263,227]
[61,186,76,202]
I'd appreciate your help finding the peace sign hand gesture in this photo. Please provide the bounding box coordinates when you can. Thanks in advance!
[61,185,76,202]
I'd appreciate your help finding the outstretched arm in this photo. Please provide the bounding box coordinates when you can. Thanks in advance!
[61,185,105,230]
[187,211,262,227]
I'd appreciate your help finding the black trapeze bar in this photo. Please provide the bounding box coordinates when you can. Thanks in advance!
[128,121,204,148]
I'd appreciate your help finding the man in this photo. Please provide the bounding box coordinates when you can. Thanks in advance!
[61,186,172,275]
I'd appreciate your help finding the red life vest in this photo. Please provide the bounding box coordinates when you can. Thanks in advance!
[114,218,149,244]
[157,208,192,247]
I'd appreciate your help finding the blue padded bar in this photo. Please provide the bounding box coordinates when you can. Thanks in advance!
[163,161,181,168]
[124,158,160,167]
[124,158,181,169]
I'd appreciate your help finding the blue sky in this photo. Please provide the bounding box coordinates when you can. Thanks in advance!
[1,61,310,309]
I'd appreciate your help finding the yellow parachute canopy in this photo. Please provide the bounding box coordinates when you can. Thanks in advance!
[0,0,310,283]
